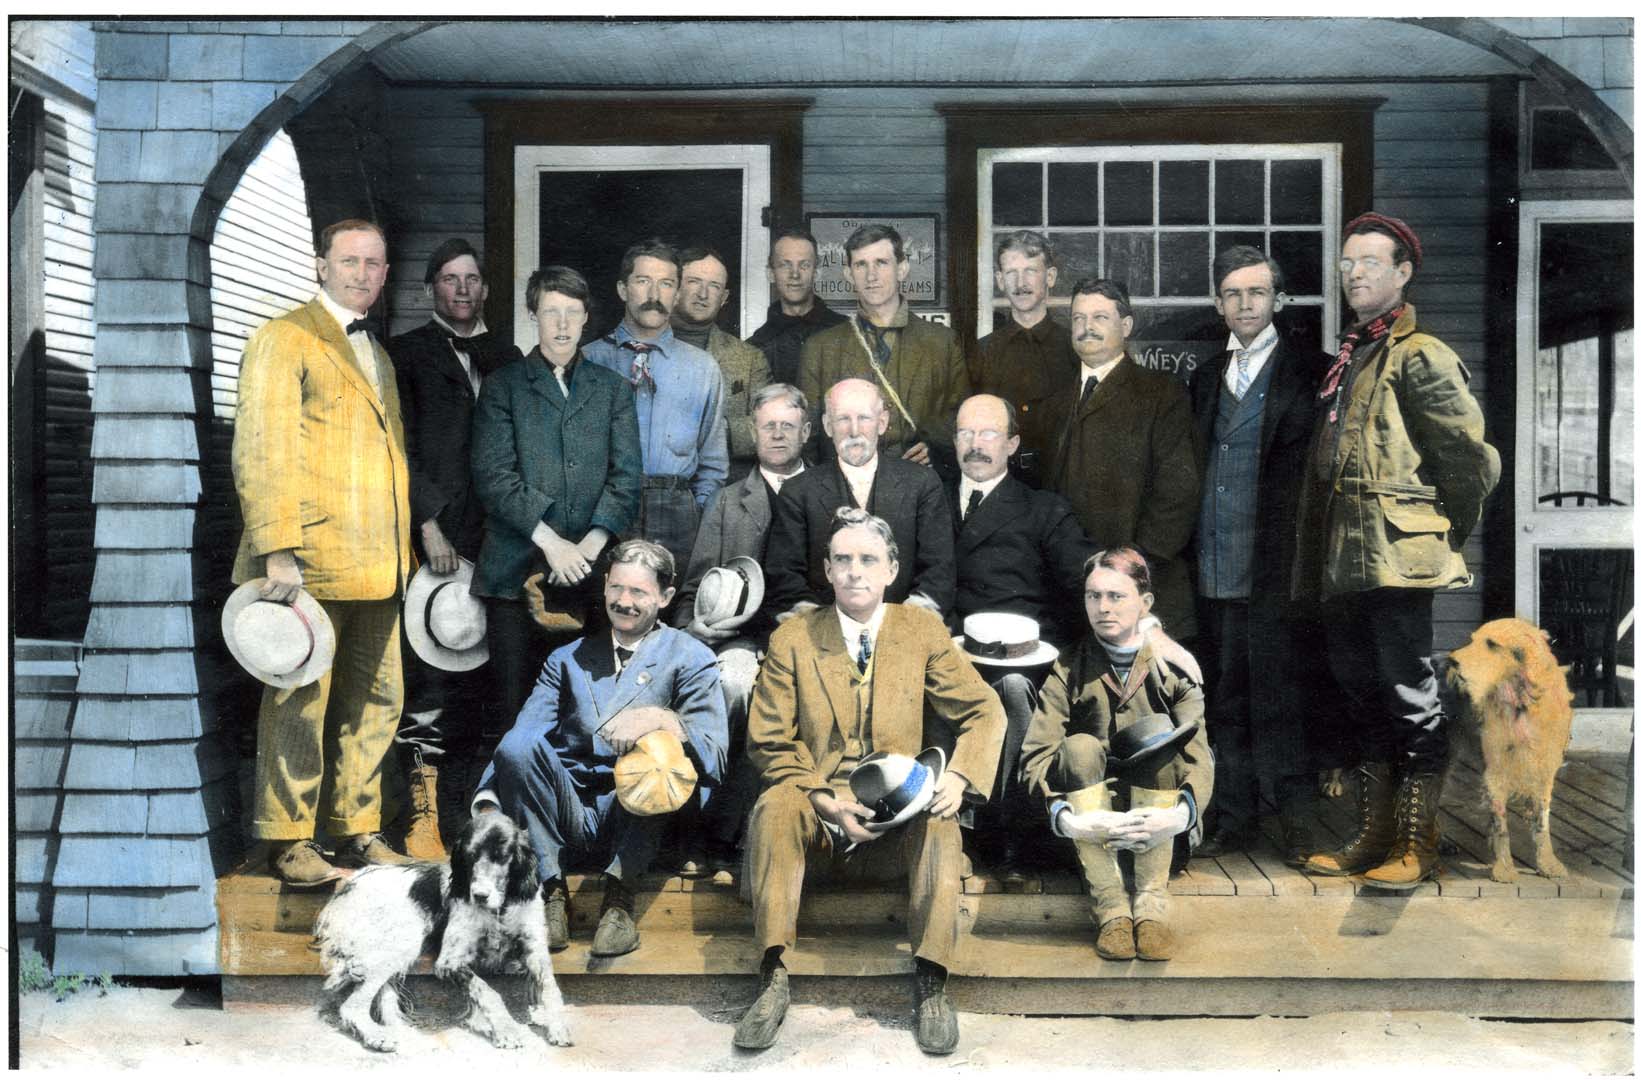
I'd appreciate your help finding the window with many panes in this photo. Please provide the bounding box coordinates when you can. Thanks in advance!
[978,145,1340,376]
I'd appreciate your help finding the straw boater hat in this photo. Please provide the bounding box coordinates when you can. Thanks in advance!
[1107,713,1200,776]
[221,581,337,689]
[613,724,699,817]
[404,558,489,672]
[693,556,764,631]
[850,746,947,833]
[954,612,1059,668]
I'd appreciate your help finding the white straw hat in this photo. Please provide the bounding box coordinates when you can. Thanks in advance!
[404,558,489,672]
[222,581,337,689]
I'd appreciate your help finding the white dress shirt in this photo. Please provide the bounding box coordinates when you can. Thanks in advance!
[837,454,880,510]
[1223,323,1279,396]
[431,311,488,398]
[760,462,805,494]
[958,471,1007,518]
[317,289,381,399]
[836,602,888,664]
[1077,354,1125,398]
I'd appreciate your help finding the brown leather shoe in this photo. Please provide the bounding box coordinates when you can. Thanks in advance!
[1305,762,1395,876]
[335,833,414,868]
[270,839,345,887]
[732,964,789,1050]
[402,756,446,862]
[1095,916,1137,960]
[1359,772,1444,891]
[912,964,959,1055]
[590,875,640,957]
[1134,919,1174,961]
[543,878,569,952]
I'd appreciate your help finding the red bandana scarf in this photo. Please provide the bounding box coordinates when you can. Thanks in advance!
[1318,305,1403,423]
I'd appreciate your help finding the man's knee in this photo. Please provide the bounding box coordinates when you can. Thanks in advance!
[1052,732,1107,791]
[489,726,540,785]
[746,782,812,842]
[717,644,760,717]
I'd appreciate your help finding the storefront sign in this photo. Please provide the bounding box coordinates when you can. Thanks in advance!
[807,213,941,306]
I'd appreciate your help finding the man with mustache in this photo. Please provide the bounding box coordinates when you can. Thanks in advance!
[472,540,728,956]
[387,237,522,859]
[763,378,955,622]
[798,223,971,483]
[1048,279,1201,642]
[586,239,729,571]
[669,245,771,482]
[748,226,847,389]
[970,231,1077,489]
[1295,213,1499,890]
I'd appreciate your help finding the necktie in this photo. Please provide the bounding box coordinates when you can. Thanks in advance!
[1233,349,1251,400]
[856,630,872,674]
[615,645,634,671]
[621,340,656,392]
[344,317,380,339]
[1079,374,1098,407]
[964,488,983,521]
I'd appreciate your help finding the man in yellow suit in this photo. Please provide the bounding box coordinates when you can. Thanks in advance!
[231,218,414,885]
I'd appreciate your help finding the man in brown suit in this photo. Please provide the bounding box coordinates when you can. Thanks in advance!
[734,508,1004,1056]
[231,218,414,885]
[1048,279,1201,640]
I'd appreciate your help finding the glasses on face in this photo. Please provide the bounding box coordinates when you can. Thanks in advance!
[954,428,1004,443]
[1338,256,1389,274]
[757,420,801,435]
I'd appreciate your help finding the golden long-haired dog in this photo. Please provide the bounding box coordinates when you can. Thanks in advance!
[1443,618,1574,883]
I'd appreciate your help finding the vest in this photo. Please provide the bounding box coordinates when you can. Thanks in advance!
[1197,358,1274,599]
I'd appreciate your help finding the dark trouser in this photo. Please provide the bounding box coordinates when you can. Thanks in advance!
[1201,598,1257,833]
[395,649,502,764]
[637,481,701,577]
[487,725,667,883]
[487,598,582,734]
[976,670,1040,835]
[1320,587,1447,774]
[699,640,761,848]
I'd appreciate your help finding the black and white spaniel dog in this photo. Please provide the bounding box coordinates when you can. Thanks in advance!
[314,812,572,1053]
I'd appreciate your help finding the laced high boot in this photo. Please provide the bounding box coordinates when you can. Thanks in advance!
[402,748,446,862]
[1304,762,1395,876]
[1129,785,1181,961]
[1359,772,1445,890]
[1065,782,1134,960]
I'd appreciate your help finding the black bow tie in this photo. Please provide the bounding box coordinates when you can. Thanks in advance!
[435,323,493,354]
[345,317,380,339]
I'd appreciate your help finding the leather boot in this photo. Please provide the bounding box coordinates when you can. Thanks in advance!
[1129,785,1180,962]
[1305,762,1395,876]
[1065,782,1134,960]
[591,874,640,957]
[1359,772,1444,890]
[403,751,446,862]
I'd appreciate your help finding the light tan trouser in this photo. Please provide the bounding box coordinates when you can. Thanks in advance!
[251,597,403,841]
[746,781,962,969]
[1054,734,1179,926]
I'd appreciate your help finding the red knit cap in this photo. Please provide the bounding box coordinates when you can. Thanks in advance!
[1343,212,1422,271]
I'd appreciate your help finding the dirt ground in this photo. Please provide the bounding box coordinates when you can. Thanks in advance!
[13,984,1634,1073]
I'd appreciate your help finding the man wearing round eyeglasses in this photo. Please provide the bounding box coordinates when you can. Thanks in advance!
[1295,213,1500,890]
[672,383,814,877]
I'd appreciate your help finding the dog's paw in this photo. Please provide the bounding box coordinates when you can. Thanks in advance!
[490,1021,532,1050]
[1490,861,1520,884]
[361,1032,400,1053]
[1537,855,1569,880]
[543,1019,574,1047]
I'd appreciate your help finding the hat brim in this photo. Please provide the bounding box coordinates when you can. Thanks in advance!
[699,556,766,632]
[953,636,1060,668]
[862,746,947,833]
[1108,720,1200,775]
[404,558,489,672]
[222,580,337,689]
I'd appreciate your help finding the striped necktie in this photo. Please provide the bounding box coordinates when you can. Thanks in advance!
[1233,349,1252,400]
[856,630,872,674]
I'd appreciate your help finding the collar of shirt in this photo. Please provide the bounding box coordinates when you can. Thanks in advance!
[612,320,676,358]
[431,311,489,345]
[1223,323,1279,390]
[1002,313,1056,342]
[837,454,879,501]
[857,298,910,330]
[836,602,888,652]
[959,471,1007,512]
[760,462,804,493]
[316,289,368,336]
[611,626,656,672]
[1079,353,1125,387]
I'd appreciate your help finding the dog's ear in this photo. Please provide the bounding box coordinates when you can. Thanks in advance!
[505,826,539,906]
[448,822,475,900]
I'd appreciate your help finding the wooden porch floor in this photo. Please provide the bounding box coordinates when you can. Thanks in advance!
[218,750,1634,1019]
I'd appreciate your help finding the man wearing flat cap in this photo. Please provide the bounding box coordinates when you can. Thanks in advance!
[671,382,813,877]
[474,540,728,957]
[735,508,1004,1056]
[1296,213,1500,890]
[388,237,521,858]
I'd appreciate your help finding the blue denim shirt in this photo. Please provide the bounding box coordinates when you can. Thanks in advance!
[585,322,728,508]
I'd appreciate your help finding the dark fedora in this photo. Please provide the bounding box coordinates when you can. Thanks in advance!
[1107,713,1198,775]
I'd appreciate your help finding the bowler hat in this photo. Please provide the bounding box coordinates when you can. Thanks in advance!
[404,558,489,671]
[1107,713,1199,776]
[613,726,699,817]
[954,612,1058,668]
[850,746,947,833]
[693,556,764,631]
[222,581,337,689]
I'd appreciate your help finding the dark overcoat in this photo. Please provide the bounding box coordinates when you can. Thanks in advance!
[1045,358,1201,639]
[469,349,642,599]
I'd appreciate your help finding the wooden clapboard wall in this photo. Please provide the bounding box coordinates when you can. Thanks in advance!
[377,78,1498,651]
[11,21,100,641]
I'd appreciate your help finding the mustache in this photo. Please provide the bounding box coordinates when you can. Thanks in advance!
[962,449,992,463]
[1076,331,1105,342]
[609,603,642,617]
[1011,287,1035,296]
[639,301,668,313]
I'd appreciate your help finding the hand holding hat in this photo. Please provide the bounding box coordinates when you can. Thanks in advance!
[405,558,488,671]
[222,578,336,688]
[600,704,685,754]
[613,726,698,817]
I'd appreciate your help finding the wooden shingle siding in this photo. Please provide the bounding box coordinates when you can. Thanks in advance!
[13,640,82,962]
